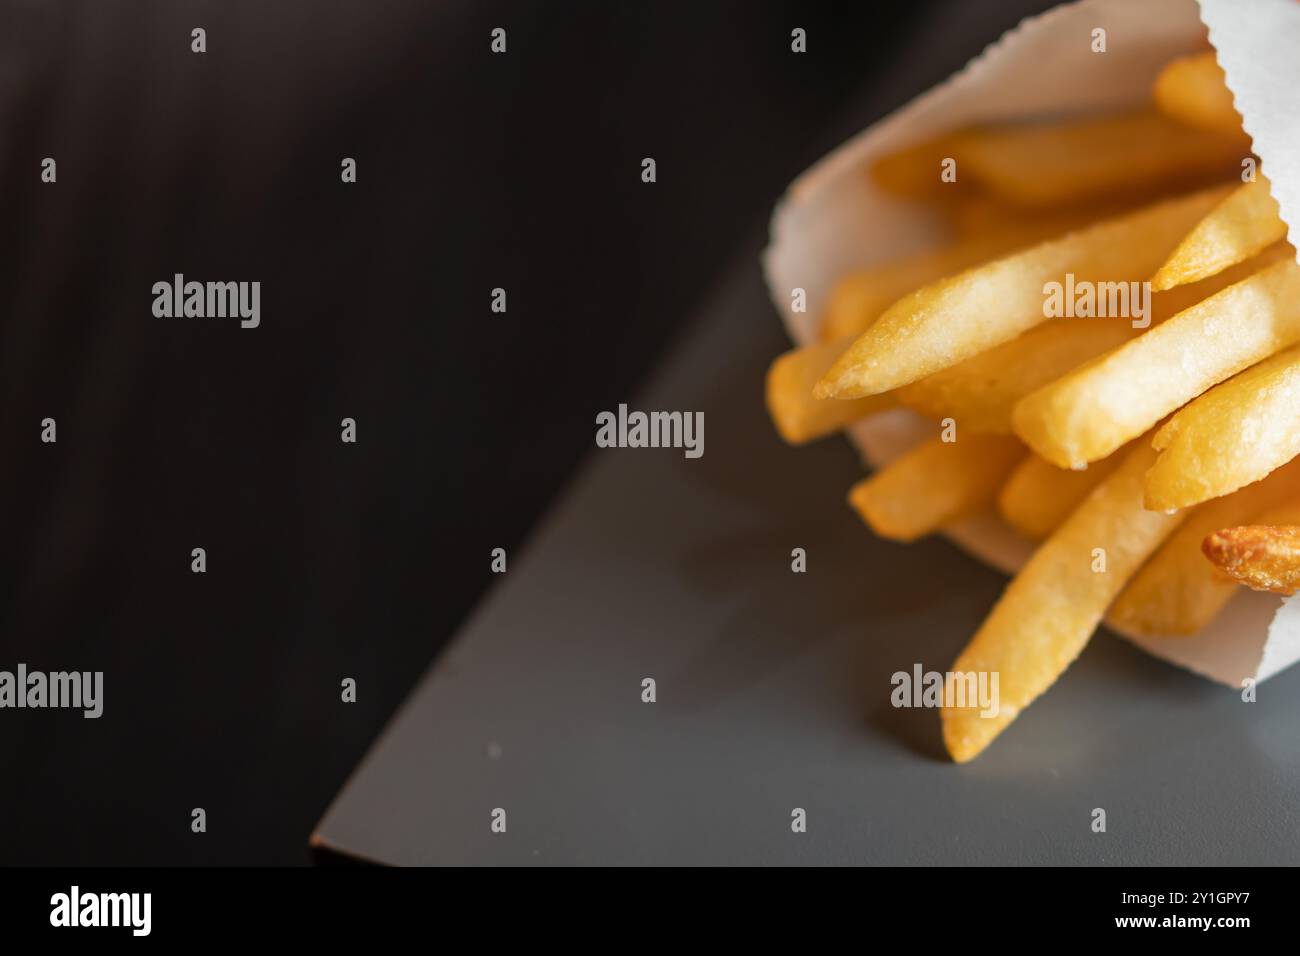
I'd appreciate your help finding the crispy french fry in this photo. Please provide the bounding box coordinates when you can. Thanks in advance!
[1203,511,1300,596]
[847,435,1023,543]
[997,451,1124,540]
[1147,344,1300,511]
[942,442,1183,763]
[1153,51,1243,136]
[821,237,1019,342]
[954,111,1249,208]
[819,222,1096,342]
[766,337,896,444]
[1151,178,1289,291]
[815,184,1233,399]
[1013,248,1300,469]
[1107,459,1300,634]
[911,254,1272,439]
[898,318,1139,434]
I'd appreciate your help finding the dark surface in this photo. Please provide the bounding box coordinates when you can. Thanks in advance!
[0,0,1059,865]
[318,242,1300,867]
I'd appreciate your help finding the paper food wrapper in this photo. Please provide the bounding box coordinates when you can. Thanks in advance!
[762,0,1300,687]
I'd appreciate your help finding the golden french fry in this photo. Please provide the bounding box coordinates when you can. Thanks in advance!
[766,337,896,444]
[1147,344,1300,511]
[1203,524,1300,596]
[821,239,1004,342]
[997,451,1124,540]
[899,318,1139,435]
[1151,178,1289,291]
[942,193,1152,242]
[914,254,1273,441]
[954,111,1249,208]
[942,442,1183,763]
[819,223,1090,342]
[1013,249,1300,469]
[847,435,1023,543]
[1153,51,1243,136]
[871,133,971,199]
[816,184,1233,399]
[1108,459,1300,634]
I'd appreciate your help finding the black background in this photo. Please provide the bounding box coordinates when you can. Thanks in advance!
[0,0,1053,865]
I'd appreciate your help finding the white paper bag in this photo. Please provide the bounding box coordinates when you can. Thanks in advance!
[762,0,1300,687]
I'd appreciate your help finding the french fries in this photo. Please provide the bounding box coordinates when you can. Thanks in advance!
[1153,51,1243,136]
[767,48,1299,762]
[822,268,910,343]
[944,193,1145,240]
[952,111,1248,208]
[1146,345,1300,511]
[848,434,1023,543]
[1108,460,1300,635]
[1151,179,1288,291]
[876,111,1247,207]
[872,133,970,199]
[997,452,1122,541]
[898,318,1138,435]
[1203,512,1300,596]
[942,442,1183,763]
[766,337,897,444]
[908,251,1283,440]
[820,231,1050,342]
[815,184,1233,399]
[818,208,1136,342]
[1012,248,1300,469]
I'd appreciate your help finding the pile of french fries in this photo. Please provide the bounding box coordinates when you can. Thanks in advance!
[766,50,1300,762]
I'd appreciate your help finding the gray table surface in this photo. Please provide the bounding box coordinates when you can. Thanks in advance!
[314,246,1300,865]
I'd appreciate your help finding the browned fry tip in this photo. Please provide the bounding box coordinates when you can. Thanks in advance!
[1202,525,1300,596]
